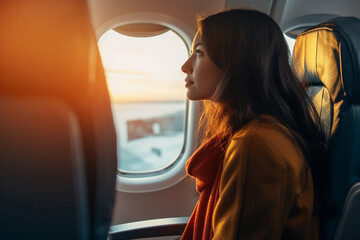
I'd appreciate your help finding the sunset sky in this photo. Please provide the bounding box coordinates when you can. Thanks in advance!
[98,29,189,103]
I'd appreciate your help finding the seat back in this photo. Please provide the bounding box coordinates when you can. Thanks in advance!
[293,17,360,240]
[0,98,90,239]
[0,0,117,239]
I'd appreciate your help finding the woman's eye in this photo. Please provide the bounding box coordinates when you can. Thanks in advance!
[195,49,203,56]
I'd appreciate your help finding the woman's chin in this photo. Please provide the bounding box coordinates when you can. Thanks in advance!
[186,91,201,101]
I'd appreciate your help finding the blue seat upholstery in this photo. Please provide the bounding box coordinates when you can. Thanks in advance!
[293,17,360,240]
[0,0,117,239]
[0,99,90,239]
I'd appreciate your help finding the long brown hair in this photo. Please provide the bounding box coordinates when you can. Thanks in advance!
[198,9,333,215]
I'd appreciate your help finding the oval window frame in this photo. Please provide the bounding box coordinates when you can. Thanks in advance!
[96,12,199,193]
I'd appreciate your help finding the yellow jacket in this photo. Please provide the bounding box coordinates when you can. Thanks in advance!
[212,117,318,239]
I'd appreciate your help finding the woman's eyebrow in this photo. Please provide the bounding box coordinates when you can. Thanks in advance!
[191,42,203,53]
[193,42,202,49]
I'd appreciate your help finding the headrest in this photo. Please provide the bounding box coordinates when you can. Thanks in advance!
[293,17,360,102]
[0,0,104,101]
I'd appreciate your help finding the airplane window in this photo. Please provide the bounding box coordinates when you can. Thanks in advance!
[98,28,188,173]
[284,34,296,55]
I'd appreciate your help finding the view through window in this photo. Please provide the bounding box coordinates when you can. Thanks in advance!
[98,28,188,173]
[284,34,296,55]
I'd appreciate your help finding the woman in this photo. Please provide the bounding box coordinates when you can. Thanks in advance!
[180,9,330,240]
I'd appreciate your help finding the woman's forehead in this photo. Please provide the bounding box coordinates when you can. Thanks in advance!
[192,32,202,50]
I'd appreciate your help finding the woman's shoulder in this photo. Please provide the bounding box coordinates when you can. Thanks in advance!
[227,115,305,171]
[231,115,296,149]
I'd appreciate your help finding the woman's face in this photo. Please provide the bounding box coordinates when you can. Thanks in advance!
[181,32,223,101]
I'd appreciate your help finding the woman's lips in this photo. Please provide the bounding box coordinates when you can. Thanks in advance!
[185,78,194,88]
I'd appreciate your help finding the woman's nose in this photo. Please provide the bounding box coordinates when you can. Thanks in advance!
[181,57,192,74]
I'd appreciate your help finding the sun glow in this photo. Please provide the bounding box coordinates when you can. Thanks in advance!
[98,29,188,103]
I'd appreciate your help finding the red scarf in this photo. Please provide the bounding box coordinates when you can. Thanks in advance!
[181,137,225,240]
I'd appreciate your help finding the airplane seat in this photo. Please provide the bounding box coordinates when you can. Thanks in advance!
[0,0,117,239]
[292,17,360,240]
[0,99,91,239]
